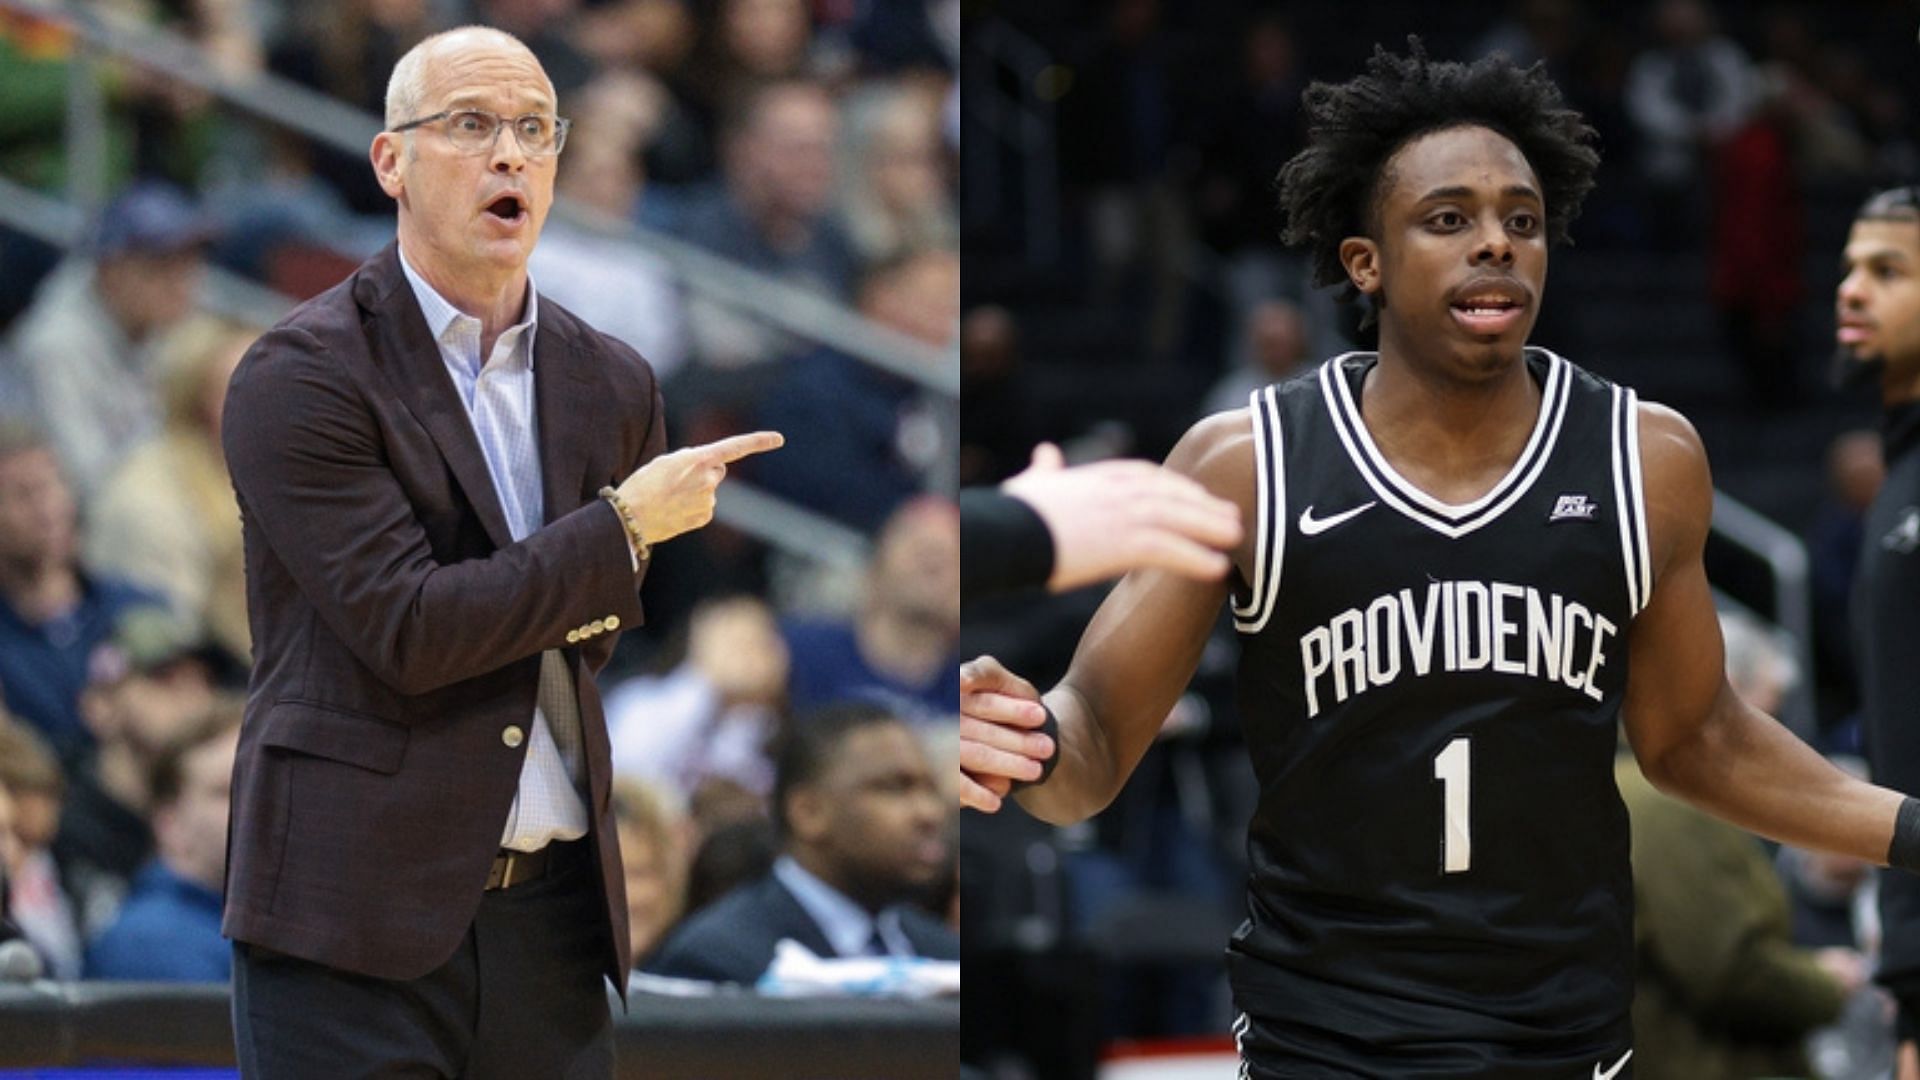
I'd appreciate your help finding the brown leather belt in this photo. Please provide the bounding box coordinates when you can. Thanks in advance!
[486,844,556,891]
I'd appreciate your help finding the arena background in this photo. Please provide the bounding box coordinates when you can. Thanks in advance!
[0,0,959,1075]
[961,1,1915,1077]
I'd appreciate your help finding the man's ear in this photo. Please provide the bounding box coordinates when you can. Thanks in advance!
[371,132,406,200]
[1339,236,1381,297]
[786,787,830,844]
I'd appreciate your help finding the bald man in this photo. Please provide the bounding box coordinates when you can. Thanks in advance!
[220,27,780,1078]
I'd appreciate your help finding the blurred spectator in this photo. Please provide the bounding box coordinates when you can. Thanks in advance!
[683,815,778,918]
[1057,0,1188,353]
[838,83,956,273]
[0,7,246,197]
[957,305,1036,486]
[1623,0,1757,249]
[268,0,437,215]
[0,721,80,979]
[607,595,789,802]
[5,182,211,498]
[569,0,712,185]
[751,248,957,530]
[1808,430,1883,738]
[784,498,959,724]
[1711,72,1803,409]
[530,70,689,379]
[687,0,818,119]
[0,424,160,761]
[0,13,90,195]
[611,779,689,968]
[1473,0,1580,74]
[570,0,697,76]
[84,700,240,981]
[647,703,955,984]
[671,79,855,369]
[85,315,256,670]
[54,608,219,937]
[1203,299,1310,416]
[471,0,597,96]
[1620,610,1861,1080]
[1187,10,1305,259]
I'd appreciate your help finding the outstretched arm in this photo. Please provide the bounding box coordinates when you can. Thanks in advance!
[959,412,1254,823]
[1623,401,1905,864]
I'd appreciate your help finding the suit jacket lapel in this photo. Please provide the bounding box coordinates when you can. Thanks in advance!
[533,311,601,526]
[357,244,516,550]
[767,876,840,959]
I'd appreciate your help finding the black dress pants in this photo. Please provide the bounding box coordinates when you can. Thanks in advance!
[232,839,613,1080]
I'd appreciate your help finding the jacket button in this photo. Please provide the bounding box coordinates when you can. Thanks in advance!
[589,619,606,635]
[502,725,525,749]
[604,615,620,631]
[565,629,581,644]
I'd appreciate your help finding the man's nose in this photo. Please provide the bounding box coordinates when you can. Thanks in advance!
[1474,222,1515,265]
[490,130,527,173]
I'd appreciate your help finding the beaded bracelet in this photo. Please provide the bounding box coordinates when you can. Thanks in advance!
[598,486,651,563]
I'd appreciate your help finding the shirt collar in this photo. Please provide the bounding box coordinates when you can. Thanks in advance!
[396,245,540,370]
[774,855,900,959]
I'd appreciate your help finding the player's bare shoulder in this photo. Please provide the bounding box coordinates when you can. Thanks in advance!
[1166,407,1260,575]
[1633,398,1714,569]
[1168,408,1257,498]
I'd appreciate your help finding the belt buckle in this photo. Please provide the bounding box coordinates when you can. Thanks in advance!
[501,851,519,889]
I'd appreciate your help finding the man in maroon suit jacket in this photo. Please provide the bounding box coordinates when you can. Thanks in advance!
[220,26,779,1078]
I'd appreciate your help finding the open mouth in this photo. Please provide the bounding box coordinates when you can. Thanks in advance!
[1452,296,1520,315]
[1449,294,1525,336]
[484,194,526,223]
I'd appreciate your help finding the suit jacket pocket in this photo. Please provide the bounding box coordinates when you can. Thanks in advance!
[259,700,408,775]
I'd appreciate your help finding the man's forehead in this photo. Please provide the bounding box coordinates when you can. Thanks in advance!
[832,724,927,776]
[1847,218,1920,259]
[421,42,554,109]
[1382,125,1538,202]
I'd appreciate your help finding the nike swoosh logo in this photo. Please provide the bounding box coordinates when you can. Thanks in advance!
[1297,501,1376,536]
[1593,1048,1632,1080]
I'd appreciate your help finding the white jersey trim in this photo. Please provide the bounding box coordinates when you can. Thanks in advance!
[1318,348,1571,539]
[1609,385,1653,614]
[1234,386,1285,633]
[1627,390,1653,610]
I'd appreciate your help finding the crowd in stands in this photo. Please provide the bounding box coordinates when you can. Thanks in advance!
[0,0,960,998]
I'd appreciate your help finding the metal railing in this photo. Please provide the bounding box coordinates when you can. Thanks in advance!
[1710,489,1815,735]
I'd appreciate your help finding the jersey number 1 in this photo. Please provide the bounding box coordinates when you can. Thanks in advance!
[1433,737,1471,873]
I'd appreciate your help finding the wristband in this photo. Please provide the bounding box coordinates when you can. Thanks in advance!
[598,486,650,563]
[1891,796,1920,873]
[1010,704,1062,792]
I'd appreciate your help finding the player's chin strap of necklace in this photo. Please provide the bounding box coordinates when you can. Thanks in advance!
[1892,798,1920,873]
[1009,705,1063,792]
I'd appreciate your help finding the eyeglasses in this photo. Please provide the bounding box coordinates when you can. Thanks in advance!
[389,110,571,158]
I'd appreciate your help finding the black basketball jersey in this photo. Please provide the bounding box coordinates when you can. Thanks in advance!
[1227,348,1647,1077]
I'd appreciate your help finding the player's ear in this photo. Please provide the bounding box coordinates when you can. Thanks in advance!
[1340,237,1381,297]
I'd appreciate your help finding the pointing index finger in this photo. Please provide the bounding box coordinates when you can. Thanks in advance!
[700,431,785,464]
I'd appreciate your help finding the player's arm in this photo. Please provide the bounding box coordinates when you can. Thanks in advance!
[1621,402,1905,863]
[998,412,1252,825]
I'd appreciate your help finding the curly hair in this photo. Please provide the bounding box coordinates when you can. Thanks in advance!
[1277,37,1600,306]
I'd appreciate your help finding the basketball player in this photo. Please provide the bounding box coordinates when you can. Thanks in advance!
[960,42,1920,1077]
[1837,185,1920,1080]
